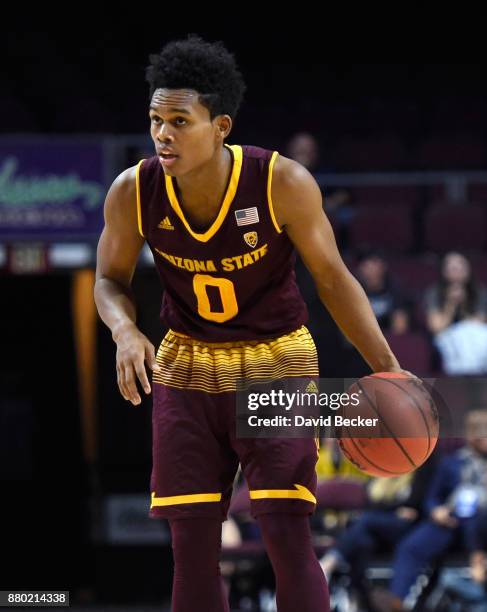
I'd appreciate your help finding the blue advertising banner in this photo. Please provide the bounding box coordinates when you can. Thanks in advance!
[0,140,105,240]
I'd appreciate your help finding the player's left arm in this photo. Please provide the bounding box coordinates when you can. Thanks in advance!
[271,155,402,374]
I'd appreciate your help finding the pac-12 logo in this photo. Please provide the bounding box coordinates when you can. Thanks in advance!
[243,231,258,248]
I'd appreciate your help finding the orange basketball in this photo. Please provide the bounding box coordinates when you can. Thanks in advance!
[337,372,439,477]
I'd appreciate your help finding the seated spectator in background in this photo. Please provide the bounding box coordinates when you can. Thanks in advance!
[424,251,487,335]
[372,409,487,612]
[324,188,355,250]
[285,131,321,172]
[325,188,354,218]
[355,249,410,334]
[320,456,436,607]
[439,506,487,611]
[316,438,369,482]
[434,314,487,375]
[312,439,370,537]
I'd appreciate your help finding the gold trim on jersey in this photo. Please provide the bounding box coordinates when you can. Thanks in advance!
[135,159,145,238]
[164,144,243,243]
[267,151,283,234]
[249,484,316,504]
[150,491,222,508]
[153,326,318,394]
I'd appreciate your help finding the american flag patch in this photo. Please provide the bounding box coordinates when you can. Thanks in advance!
[235,207,259,226]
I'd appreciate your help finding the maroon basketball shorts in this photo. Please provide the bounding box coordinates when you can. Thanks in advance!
[149,326,320,520]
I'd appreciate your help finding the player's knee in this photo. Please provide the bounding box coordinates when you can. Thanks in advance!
[259,513,297,538]
[259,514,312,557]
[170,518,222,573]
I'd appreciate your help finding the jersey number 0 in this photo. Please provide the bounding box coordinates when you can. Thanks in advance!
[193,274,239,323]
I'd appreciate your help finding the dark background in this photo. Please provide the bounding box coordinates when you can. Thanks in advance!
[2,28,487,607]
[4,30,487,156]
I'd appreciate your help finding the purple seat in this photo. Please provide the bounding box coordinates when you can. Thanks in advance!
[469,183,487,203]
[384,332,432,375]
[423,203,486,252]
[316,478,367,511]
[349,207,413,252]
[351,185,419,209]
[429,98,486,132]
[418,138,486,169]
[388,256,439,295]
[335,137,407,171]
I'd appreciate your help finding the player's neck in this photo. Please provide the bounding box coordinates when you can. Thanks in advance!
[174,145,232,211]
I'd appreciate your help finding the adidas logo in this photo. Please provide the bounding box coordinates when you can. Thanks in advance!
[158,216,174,230]
[305,380,319,394]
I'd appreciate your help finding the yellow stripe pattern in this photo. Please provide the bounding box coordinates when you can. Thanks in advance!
[135,159,145,238]
[267,151,282,234]
[249,484,316,504]
[165,144,243,242]
[153,326,318,393]
[151,491,222,508]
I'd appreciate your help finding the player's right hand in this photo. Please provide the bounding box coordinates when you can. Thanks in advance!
[114,322,161,405]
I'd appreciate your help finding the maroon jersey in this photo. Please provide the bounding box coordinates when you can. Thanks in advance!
[136,144,308,341]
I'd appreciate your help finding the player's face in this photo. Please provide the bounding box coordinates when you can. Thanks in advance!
[149,88,230,177]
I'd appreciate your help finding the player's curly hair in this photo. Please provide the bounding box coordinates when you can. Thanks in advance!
[146,35,246,119]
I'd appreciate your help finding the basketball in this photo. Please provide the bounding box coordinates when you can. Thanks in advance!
[337,372,439,477]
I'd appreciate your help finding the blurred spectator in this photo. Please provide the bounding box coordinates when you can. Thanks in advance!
[320,456,436,607]
[438,507,487,611]
[371,409,487,611]
[434,316,487,376]
[285,131,321,172]
[355,249,410,334]
[324,188,355,249]
[424,252,487,335]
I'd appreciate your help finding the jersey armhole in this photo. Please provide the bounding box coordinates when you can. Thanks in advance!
[135,159,145,238]
[267,151,283,234]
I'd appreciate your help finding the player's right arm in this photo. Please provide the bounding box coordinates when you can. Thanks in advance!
[94,166,160,406]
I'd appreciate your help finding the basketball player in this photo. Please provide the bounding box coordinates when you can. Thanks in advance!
[94,36,406,612]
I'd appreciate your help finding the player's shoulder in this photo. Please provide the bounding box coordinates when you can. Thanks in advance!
[113,162,141,186]
[116,156,158,184]
[109,158,154,197]
[269,155,323,227]
[271,155,320,205]
[273,154,315,187]
[105,164,142,217]
[239,145,315,189]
